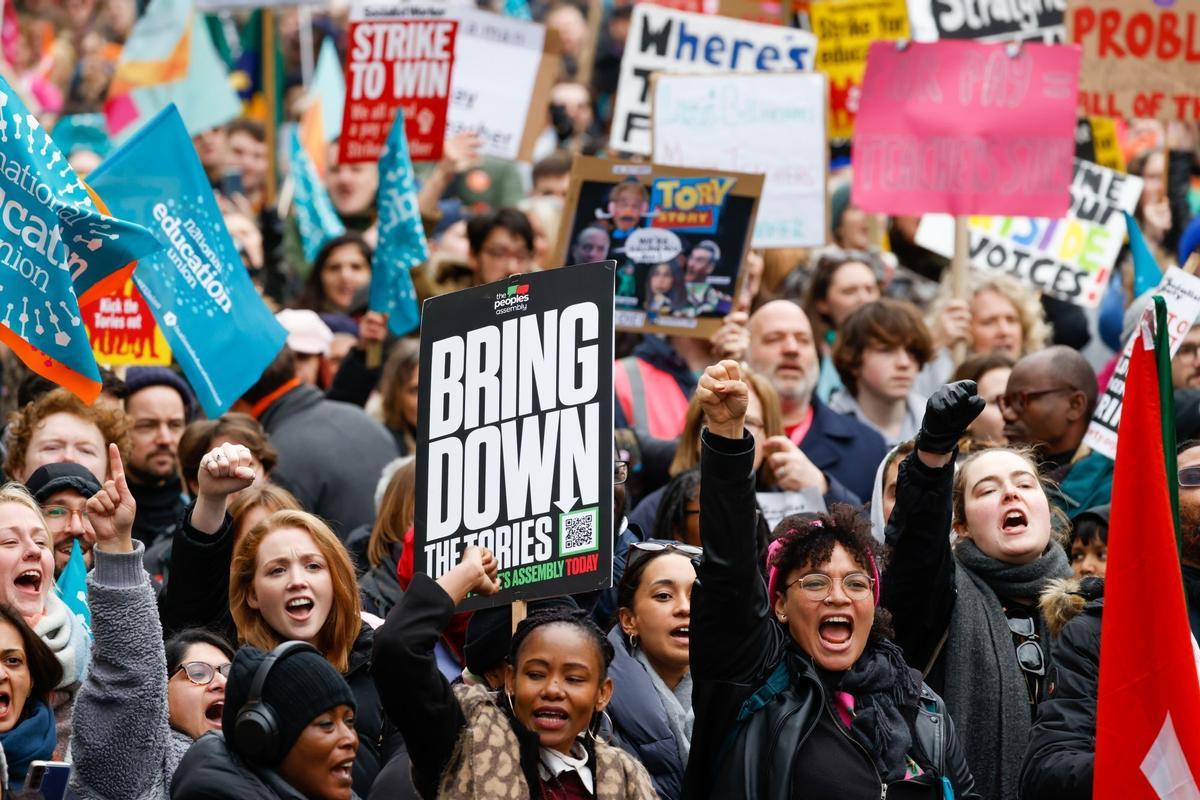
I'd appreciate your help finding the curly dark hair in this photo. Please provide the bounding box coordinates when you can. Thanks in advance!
[509,606,614,680]
[768,503,894,643]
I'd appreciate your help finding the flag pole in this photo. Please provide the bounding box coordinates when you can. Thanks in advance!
[951,216,969,363]
[1153,296,1182,551]
[263,8,278,209]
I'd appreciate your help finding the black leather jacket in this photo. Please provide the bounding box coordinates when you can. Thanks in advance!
[682,430,979,800]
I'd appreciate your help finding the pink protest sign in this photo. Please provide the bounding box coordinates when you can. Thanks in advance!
[851,40,1080,218]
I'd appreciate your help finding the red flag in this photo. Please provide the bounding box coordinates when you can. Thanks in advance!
[1096,309,1200,799]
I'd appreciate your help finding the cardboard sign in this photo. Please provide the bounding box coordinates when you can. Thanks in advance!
[717,0,787,24]
[906,0,1066,43]
[611,4,817,155]
[1068,0,1200,122]
[555,157,763,338]
[915,159,1143,307]
[81,278,171,366]
[340,5,457,163]
[415,261,615,609]
[1084,267,1200,459]
[809,0,910,140]
[652,72,827,248]
[445,8,556,162]
[852,40,1081,218]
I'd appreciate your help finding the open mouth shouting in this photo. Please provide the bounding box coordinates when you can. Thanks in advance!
[1001,508,1029,536]
[13,568,42,597]
[817,615,855,653]
[0,691,11,723]
[285,596,315,622]
[531,705,571,733]
[204,699,225,730]
[331,759,354,786]
[669,625,689,646]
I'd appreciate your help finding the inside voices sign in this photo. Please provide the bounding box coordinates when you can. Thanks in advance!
[852,40,1081,217]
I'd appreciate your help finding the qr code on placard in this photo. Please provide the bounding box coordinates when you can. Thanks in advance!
[559,507,600,556]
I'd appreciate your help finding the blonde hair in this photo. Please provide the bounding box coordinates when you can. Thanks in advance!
[229,510,362,673]
[669,367,784,485]
[368,459,416,568]
[0,483,47,528]
[928,272,1051,358]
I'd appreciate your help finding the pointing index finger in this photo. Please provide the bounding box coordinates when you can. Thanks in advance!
[108,443,124,483]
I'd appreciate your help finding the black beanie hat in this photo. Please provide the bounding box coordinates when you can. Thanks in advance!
[124,366,197,421]
[222,645,357,765]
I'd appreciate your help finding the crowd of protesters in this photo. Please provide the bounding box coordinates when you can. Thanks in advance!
[0,1,1198,799]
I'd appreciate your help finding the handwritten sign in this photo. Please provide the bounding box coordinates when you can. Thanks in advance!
[809,0,909,140]
[611,4,817,155]
[1068,0,1200,122]
[340,4,457,163]
[916,159,1144,307]
[653,72,827,248]
[445,8,552,162]
[907,0,1066,43]
[852,40,1080,218]
[1084,267,1200,459]
[81,278,171,366]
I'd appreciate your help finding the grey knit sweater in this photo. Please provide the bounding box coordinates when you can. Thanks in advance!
[69,543,193,800]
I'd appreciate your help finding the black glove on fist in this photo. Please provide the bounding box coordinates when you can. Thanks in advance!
[915,380,986,455]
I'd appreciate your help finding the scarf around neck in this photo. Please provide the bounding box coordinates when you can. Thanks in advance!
[944,539,1071,800]
[632,646,693,764]
[0,701,56,786]
[835,638,921,782]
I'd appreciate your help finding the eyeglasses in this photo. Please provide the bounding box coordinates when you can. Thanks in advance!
[1180,466,1200,487]
[615,461,629,485]
[997,387,1074,413]
[172,661,232,686]
[784,572,875,601]
[42,506,89,529]
[1006,614,1045,704]
[482,246,532,264]
[626,541,702,570]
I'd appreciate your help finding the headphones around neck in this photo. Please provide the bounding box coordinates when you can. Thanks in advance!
[234,640,321,764]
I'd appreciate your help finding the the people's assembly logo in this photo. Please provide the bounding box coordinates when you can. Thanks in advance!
[493,283,529,315]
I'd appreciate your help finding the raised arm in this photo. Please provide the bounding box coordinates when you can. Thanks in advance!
[72,445,174,799]
[691,361,780,683]
[372,547,500,799]
[161,443,257,640]
[882,381,984,675]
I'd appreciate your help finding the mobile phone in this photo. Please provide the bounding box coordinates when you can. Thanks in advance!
[26,761,71,800]
[219,168,244,199]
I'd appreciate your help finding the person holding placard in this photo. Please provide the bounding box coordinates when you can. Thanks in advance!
[371,548,658,800]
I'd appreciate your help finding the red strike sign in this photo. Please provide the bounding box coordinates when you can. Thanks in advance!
[339,18,457,163]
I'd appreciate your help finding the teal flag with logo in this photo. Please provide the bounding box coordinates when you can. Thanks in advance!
[289,128,345,262]
[370,114,429,336]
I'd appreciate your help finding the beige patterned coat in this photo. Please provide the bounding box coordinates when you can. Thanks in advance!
[436,683,658,800]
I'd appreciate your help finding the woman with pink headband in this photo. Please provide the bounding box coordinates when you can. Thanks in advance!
[680,360,979,800]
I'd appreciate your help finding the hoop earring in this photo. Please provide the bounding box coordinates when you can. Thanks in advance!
[629,633,639,651]
[587,709,614,744]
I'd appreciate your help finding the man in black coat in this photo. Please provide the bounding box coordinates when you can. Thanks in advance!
[232,347,398,538]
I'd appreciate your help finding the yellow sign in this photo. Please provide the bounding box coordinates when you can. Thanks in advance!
[809,0,908,140]
[1089,116,1125,174]
[81,278,172,367]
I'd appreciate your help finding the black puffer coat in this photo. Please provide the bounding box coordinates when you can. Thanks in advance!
[171,732,361,800]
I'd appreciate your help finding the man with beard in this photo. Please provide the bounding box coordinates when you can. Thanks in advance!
[745,299,888,505]
[122,367,194,546]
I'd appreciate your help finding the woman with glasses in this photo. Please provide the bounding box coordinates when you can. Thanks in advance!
[882,381,1071,800]
[161,443,400,796]
[607,541,699,800]
[70,443,235,800]
[683,360,978,800]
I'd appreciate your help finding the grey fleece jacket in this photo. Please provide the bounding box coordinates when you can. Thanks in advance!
[70,543,193,800]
